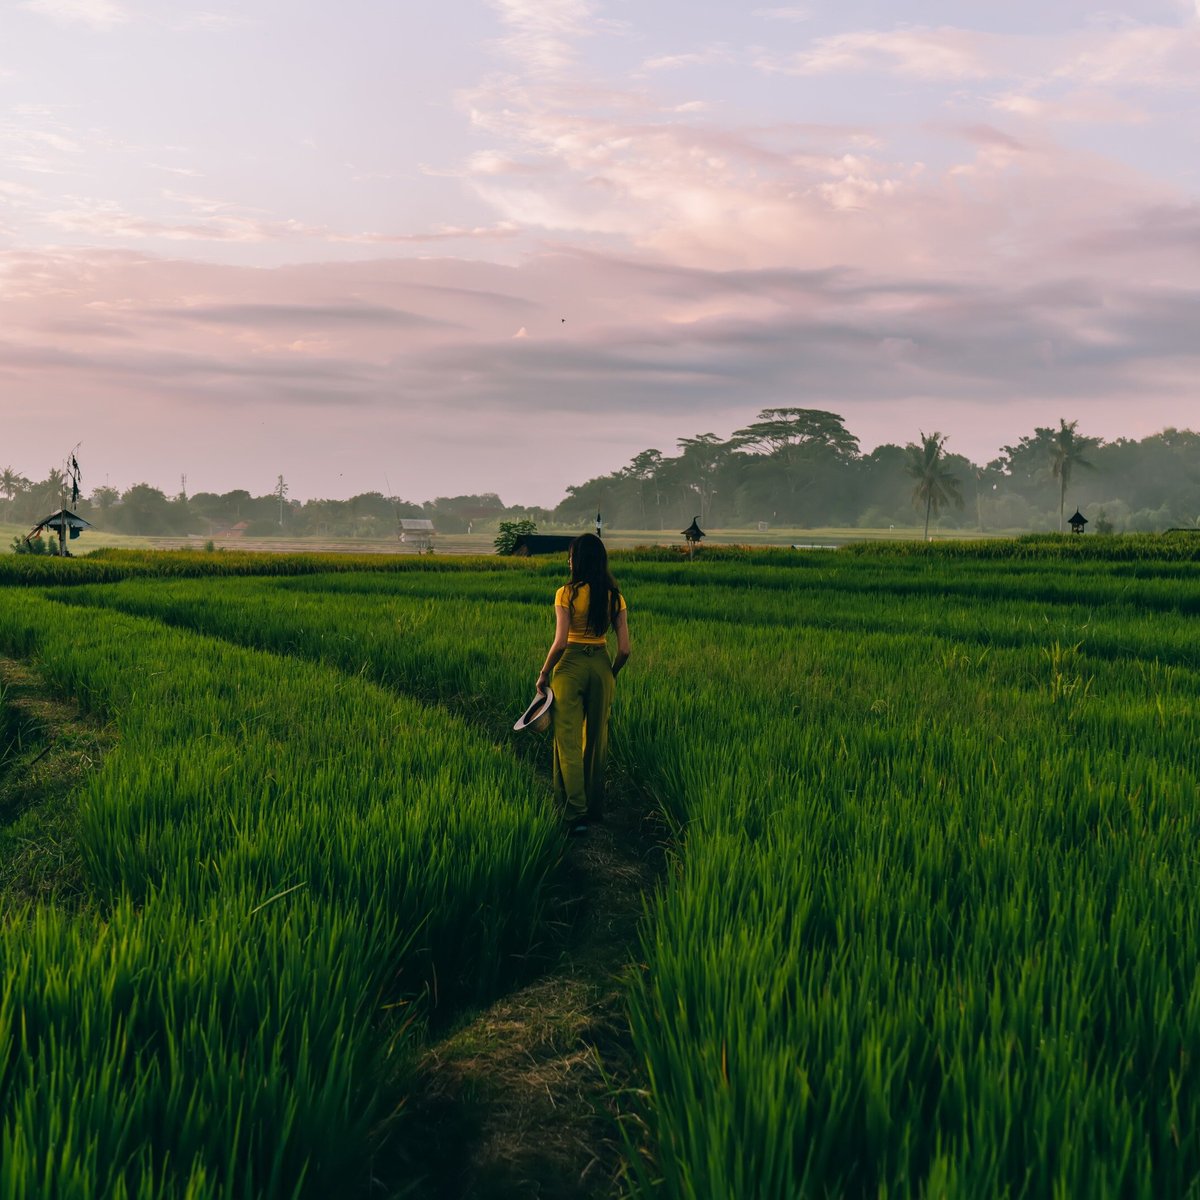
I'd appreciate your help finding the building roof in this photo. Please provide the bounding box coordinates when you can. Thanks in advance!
[398,519,435,530]
[32,508,92,532]
[511,534,576,556]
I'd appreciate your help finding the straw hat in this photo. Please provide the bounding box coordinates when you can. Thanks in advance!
[513,685,554,733]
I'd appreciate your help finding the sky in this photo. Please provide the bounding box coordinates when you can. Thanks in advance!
[1,0,1198,508]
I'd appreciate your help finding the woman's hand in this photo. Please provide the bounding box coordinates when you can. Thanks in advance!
[536,671,551,692]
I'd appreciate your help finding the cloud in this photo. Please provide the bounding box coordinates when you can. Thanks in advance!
[486,0,597,76]
[2,244,1199,503]
[990,90,1148,124]
[765,27,995,80]
[150,302,449,329]
[32,192,523,247]
[754,7,811,22]
[20,0,128,29]
[1052,25,1200,88]
[642,46,732,72]
[1073,203,1200,257]
[173,11,251,32]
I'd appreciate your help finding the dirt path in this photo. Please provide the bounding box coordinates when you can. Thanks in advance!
[402,781,667,1199]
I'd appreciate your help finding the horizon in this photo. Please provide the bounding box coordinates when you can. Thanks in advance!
[3,1,1199,507]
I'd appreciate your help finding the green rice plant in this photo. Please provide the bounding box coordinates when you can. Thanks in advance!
[23,542,1200,1196]
[0,591,563,1196]
[0,892,404,1200]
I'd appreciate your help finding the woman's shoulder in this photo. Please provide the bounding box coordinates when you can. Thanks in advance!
[555,584,570,605]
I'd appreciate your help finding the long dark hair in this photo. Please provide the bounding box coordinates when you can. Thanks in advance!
[567,533,621,637]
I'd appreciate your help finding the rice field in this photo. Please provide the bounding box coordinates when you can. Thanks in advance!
[1,535,1199,1197]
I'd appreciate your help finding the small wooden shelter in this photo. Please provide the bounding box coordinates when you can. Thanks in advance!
[398,518,434,552]
[27,508,91,556]
[1068,510,1088,535]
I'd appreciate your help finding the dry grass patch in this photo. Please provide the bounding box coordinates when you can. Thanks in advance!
[401,803,666,1200]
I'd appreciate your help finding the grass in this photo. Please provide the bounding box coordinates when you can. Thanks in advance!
[0,658,115,907]
[3,536,1200,1197]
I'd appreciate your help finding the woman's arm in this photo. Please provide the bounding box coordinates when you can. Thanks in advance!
[536,606,571,690]
[611,608,631,677]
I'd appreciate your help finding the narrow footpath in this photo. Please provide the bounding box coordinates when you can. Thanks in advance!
[402,780,666,1200]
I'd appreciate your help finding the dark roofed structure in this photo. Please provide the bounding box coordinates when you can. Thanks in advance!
[511,534,577,557]
[28,508,91,555]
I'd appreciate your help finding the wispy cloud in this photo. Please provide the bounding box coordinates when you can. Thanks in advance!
[642,45,733,72]
[20,0,128,30]
[173,11,251,33]
[486,0,597,76]
[753,7,811,22]
[764,27,994,80]
[1053,25,1200,88]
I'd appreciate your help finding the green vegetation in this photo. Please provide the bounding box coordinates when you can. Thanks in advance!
[494,517,538,555]
[0,590,560,1198]
[8,413,1200,541]
[1,537,1199,1196]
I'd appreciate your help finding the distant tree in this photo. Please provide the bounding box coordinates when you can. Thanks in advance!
[116,484,176,535]
[677,433,733,525]
[1048,418,1099,532]
[731,408,860,462]
[0,467,30,521]
[38,468,66,514]
[906,432,964,540]
[731,410,860,524]
[625,449,665,529]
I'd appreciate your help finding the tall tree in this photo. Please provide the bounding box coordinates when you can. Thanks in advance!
[625,449,665,529]
[731,408,860,463]
[0,467,30,521]
[906,432,963,540]
[677,434,732,526]
[1049,418,1099,532]
[732,409,860,523]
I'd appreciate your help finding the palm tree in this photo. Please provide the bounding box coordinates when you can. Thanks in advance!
[0,467,30,522]
[1049,418,1098,532]
[906,432,964,540]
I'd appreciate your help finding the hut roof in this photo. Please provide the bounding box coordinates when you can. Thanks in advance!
[1069,510,1088,524]
[32,508,92,533]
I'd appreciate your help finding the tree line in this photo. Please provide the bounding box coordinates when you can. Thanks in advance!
[4,410,1198,539]
[0,471,552,539]
[550,410,1198,535]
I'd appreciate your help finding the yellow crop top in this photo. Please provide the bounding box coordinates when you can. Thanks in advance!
[555,583,627,645]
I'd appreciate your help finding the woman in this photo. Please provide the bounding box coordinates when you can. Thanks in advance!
[535,533,630,836]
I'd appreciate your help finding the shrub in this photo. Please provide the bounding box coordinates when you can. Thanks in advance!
[494,518,537,555]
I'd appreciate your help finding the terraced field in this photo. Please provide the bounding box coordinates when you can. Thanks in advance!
[1,536,1199,1198]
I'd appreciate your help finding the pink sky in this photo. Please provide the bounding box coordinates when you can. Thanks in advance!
[2,0,1199,506]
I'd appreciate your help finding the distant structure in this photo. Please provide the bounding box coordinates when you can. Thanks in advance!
[27,508,91,556]
[1068,509,1088,535]
[511,533,576,557]
[682,515,705,560]
[398,518,435,552]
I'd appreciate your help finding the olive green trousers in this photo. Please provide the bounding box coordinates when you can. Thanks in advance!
[551,644,615,822]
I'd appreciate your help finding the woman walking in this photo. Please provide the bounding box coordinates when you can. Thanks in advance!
[535,533,630,836]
